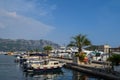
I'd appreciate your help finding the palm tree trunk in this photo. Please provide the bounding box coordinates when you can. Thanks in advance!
[78,47,82,53]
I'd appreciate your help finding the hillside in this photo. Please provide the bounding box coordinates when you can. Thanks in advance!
[0,38,60,51]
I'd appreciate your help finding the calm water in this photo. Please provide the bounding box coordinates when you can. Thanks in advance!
[0,54,105,80]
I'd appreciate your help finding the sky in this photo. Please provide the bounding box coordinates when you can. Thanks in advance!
[0,0,120,47]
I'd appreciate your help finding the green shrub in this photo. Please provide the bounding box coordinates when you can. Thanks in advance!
[107,54,120,66]
[75,52,86,61]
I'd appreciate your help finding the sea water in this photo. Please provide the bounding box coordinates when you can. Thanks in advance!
[0,54,104,80]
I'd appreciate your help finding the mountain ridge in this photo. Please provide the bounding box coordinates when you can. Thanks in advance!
[0,38,60,51]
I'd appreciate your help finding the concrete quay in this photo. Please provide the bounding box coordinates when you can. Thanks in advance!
[51,58,120,80]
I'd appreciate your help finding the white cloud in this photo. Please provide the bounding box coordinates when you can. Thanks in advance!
[0,0,56,20]
[0,10,19,18]
[7,12,17,18]
[0,0,56,39]
[0,22,5,28]
[0,9,54,39]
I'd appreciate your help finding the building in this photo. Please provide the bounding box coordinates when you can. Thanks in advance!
[85,44,111,53]
[109,46,120,54]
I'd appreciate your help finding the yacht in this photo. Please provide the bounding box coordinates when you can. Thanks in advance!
[24,59,65,72]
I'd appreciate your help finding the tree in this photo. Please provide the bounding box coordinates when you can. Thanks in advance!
[68,34,91,53]
[43,46,52,54]
[34,48,40,52]
[68,34,91,62]
[107,54,120,66]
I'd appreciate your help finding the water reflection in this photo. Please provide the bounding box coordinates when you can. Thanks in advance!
[25,70,63,80]
[72,70,104,80]
[0,55,106,80]
[72,71,88,80]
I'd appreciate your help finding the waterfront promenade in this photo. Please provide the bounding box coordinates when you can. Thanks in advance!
[51,58,105,68]
[51,58,120,80]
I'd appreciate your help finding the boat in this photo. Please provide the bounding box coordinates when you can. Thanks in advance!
[15,53,48,64]
[24,59,65,72]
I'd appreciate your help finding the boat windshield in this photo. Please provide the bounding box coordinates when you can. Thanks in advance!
[54,62,58,65]
[30,61,44,64]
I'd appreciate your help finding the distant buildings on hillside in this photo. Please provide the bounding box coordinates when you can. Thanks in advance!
[85,44,111,53]
[109,46,120,54]
[86,44,120,54]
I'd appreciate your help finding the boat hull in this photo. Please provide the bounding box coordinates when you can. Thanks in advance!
[26,66,62,72]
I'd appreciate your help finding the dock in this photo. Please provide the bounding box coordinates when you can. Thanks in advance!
[51,58,120,80]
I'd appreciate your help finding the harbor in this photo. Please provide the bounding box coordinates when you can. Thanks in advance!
[0,0,120,80]
[0,30,120,80]
[0,50,120,80]
[0,54,107,80]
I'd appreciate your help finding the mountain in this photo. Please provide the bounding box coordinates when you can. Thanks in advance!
[0,38,60,51]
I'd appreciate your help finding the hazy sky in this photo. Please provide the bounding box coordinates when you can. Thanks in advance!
[0,0,120,47]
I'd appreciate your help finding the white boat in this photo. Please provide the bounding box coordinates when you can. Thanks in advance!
[24,59,65,72]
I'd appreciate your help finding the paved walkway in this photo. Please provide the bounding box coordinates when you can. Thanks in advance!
[51,58,120,80]
[50,58,104,68]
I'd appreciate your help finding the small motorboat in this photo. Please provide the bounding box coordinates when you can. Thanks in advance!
[24,59,65,72]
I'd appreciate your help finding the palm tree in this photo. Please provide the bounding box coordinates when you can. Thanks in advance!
[43,46,52,54]
[68,34,91,63]
[68,34,91,53]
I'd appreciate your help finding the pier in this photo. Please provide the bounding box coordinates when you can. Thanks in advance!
[51,58,120,80]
